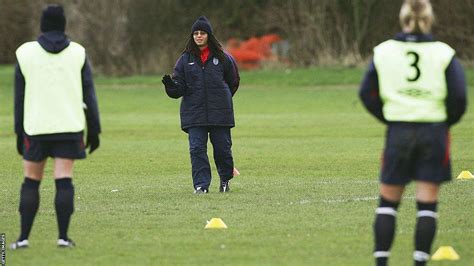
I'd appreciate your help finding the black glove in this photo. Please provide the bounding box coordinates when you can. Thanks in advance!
[162,74,175,89]
[86,134,100,154]
[16,134,23,155]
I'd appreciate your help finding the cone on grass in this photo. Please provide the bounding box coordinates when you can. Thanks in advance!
[431,246,460,261]
[456,171,474,180]
[205,218,228,229]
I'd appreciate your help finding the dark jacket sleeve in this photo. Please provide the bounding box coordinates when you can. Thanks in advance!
[82,58,101,135]
[445,57,467,126]
[14,64,25,135]
[224,53,240,96]
[359,59,386,123]
[166,55,187,99]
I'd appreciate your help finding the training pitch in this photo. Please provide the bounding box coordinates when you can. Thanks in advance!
[0,66,473,265]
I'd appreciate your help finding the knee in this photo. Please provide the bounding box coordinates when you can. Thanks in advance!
[189,143,207,155]
[213,142,232,156]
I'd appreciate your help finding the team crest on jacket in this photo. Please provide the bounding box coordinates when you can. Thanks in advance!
[213,57,219,65]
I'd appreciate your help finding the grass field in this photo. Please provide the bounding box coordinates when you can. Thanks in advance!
[0,65,473,265]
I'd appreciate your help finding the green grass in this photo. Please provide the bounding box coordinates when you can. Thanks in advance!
[0,65,473,265]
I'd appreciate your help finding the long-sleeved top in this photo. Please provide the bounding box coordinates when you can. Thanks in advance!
[359,32,467,126]
[14,31,101,140]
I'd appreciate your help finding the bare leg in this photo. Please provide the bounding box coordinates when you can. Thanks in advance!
[380,183,405,202]
[415,181,439,202]
[54,158,74,179]
[24,160,47,181]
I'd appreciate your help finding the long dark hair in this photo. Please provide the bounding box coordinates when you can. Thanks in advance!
[184,32,226,62]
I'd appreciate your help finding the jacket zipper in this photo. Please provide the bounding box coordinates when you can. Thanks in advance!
[202,61,209,124]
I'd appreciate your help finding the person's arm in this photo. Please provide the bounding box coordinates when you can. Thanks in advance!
[445,57,467,126]
[14,64,25,135]
[82,58,101,153]
[359,59,386,123]
[14,64,25,155]
[163,55,187,99]
[224,53,240,96]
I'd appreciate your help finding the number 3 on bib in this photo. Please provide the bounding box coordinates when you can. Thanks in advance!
[406,51,421,82]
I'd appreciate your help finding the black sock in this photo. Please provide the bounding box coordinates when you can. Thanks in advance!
[19,177,41,241]
[414,201,437,266]
[55,178,74,240]
[374,196,400,266]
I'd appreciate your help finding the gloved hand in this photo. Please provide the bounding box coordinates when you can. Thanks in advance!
[86,134,100,154]
[162,74,175,89]
[16,134,23,155]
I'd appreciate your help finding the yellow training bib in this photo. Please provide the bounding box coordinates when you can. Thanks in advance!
[16,41,86,135]
[374,40,454,122]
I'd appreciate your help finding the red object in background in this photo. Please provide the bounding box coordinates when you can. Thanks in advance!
[227,34,282,69]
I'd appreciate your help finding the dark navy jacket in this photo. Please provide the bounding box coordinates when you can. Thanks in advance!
[359,33,467,126]
[14,31,101,140]
[166,51,240,131]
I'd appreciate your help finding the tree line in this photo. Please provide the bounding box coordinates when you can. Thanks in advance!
[1,0,473,75]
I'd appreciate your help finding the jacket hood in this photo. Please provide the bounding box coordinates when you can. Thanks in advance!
[37,31,70,53]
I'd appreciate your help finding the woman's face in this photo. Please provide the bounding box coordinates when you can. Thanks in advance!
[193,31,208,48]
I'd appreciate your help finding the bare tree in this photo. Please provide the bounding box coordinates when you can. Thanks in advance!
[1,0,473,74]
[0,0,35,63]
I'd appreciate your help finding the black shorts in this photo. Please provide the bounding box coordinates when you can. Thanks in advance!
[381,122,451,185]
[23,135,86,162]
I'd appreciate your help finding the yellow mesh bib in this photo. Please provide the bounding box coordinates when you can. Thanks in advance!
[374,40,454,122]
[16,41,86,135]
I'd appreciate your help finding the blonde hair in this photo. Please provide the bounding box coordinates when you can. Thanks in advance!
[399,0,434,34]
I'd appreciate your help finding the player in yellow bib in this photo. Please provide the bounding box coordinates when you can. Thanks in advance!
[359,0,467,265]
[10,5,101,249]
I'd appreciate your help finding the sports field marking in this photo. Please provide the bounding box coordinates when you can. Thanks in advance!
[323,196,416,204]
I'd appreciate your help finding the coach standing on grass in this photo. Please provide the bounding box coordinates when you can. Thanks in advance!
[359,0,467,265]
[10,4,101,249]
[162,16,240,194]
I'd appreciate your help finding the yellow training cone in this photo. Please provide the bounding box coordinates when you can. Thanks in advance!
[456,171,474,180]
[205,218,228,229]
[431,246,460,261]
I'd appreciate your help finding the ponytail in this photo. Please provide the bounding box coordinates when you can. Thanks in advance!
[399,0,434,34]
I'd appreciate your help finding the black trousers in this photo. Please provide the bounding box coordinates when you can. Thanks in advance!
[188,126,234,190]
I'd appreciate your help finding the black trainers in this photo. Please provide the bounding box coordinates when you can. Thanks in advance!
[194,187,208,194]
[219,180,230,192]
[10,239,29,250]
[57,238,75,248]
